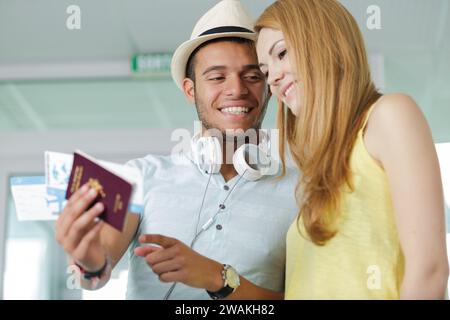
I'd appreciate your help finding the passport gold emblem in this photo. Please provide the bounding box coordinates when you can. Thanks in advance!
[114,194,123,213]
[88,178,106,198]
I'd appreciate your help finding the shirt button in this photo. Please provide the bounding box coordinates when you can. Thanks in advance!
[219,204,226,210]
[223,185,230,191]
[216,224,223,230]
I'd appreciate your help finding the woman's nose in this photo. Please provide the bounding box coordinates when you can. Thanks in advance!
[267,66,283,87]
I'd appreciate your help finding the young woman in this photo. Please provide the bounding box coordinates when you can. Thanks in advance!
[255,0,448,299]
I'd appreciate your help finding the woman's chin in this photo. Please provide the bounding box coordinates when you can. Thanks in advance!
[285,102,300,117]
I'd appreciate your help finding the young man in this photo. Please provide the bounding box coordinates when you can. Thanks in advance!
[55,0,298,299]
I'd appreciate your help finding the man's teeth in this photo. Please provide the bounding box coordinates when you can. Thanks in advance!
[221,107,250,114]
[284,84,294,97]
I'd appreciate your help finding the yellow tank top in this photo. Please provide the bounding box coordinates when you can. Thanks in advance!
[285,104,405,299]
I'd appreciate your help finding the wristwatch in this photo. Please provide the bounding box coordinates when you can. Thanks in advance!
[207,264,240,300]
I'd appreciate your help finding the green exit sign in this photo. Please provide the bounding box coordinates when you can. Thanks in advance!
[131,53,172,76]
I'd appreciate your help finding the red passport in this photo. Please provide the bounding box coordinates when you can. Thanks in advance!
[65,150,132,232]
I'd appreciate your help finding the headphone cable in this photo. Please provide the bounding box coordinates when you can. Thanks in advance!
[163,169,213,300]
[163,169,246,300]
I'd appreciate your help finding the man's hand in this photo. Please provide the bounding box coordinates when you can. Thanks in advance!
[135,234,224,292]
[55,183,106,272]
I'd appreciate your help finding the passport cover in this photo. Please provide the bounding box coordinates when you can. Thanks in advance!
[65,150,132,232]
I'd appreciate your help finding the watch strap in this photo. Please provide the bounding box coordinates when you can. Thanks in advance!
[206,264,238,300]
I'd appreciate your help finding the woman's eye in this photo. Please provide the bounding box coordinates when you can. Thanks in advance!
[278,49,287,60]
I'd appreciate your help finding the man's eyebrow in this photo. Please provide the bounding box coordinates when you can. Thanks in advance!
[202,66,226,76]
[202,64,262,75]
[242,64,263,72]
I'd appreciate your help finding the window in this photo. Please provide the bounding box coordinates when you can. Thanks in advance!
[2,187,66,299]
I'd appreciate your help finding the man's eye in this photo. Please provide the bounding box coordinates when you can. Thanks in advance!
[278,49,287,60]
[208,76,225,81]
[245,74,263,81]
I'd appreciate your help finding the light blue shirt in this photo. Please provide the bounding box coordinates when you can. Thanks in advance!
[125,152,298,299]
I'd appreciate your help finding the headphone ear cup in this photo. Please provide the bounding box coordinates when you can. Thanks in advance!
[233,144,270,181]
[192,136,222,174]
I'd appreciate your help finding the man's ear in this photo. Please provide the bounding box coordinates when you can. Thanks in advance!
[182,78,195,104]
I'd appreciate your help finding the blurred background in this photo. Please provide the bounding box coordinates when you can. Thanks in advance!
[0,0,449,299]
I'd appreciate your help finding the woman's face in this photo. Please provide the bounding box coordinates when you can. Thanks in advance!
[257,28,302,116]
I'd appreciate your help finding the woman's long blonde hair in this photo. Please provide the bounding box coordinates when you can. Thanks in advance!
[255,0,382,245]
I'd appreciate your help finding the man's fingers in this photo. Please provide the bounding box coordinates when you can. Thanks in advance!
[72,220,104,261]
[159,271,181,283]
[134,246,162,257]
[68,188,99,220]
[139,234,178,248]
[55,184,89,239]
[67,183,90,206]
[57,188,99,239]
[71,202,104,233]
[144,244,182,266]
[151,259,181,277]
[64,203,105,250]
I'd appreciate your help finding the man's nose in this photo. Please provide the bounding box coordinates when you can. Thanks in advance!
[224,76,249,97]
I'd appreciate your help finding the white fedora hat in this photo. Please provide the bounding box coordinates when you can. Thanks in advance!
[171,0,256,91]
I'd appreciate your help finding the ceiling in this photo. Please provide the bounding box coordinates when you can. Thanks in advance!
[0,0,449,141]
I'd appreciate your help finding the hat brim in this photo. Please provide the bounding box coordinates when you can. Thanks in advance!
[171,32,257,91]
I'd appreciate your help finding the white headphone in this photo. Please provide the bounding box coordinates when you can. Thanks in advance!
[190,131,272,181]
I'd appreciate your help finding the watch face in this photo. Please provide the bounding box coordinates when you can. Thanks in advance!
[225,267,240,288]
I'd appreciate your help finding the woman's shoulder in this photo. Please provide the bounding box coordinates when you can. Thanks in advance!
[363,93,431,164]
[367,93,422,127]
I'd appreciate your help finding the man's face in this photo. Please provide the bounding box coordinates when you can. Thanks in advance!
[183,41,268,136]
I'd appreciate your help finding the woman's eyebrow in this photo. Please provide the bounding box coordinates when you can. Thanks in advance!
[259,39,285,68]
[268,39,284,56]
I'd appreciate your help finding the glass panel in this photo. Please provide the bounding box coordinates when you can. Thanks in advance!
[3,181,61,299]
[4,238,46,299]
